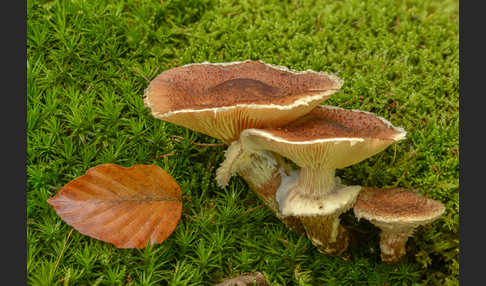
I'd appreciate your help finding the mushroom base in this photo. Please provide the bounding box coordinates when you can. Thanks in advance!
[298,215,349,256]
[216,141,278,189]
[379,229,414,263]
[276,167,362,217]
[278,183,362,217]
[237,153,305,235]
[275,169,361,255]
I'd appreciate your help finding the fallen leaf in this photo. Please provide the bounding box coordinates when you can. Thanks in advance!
[48,163,182,249]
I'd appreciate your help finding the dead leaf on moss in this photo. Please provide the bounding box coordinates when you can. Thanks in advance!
[48,163,182,249]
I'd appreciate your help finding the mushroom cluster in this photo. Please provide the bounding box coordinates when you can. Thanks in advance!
[239,105,406,255]
[144,60,445,262]
[144,60,344,232]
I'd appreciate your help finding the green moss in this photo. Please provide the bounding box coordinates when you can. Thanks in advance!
[27,0,458,284]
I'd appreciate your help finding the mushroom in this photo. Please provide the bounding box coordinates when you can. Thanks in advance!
[144,61,344,232]
[143,60,343,188]
[239,105,406,255]
[353,187,445,263]
[144,60,343,144]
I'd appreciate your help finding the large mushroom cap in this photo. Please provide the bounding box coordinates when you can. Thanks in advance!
[144,60,343,142]
[353,187,445,229]
[240,105,407,169]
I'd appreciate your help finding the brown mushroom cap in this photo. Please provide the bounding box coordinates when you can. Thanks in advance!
[240,105,406,169]
[353,187,445,229]
[144,60,343,142]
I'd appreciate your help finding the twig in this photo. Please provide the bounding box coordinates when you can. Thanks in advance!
[241,204,265,215]
[340,100,352,106]
[215,272,268,286]
[150,66,160,81]
[170,135,225,147]
[277,237,290,247]
[159,153,173,159]
[171,135,185,143]
[206,152,218,173]
[193,143,226,147]
[450,148,459,158]
[152,153,173,161]
[54,229,73,273]
[132,66,150,83]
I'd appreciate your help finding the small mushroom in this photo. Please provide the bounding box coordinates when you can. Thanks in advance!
[353,187,445,263]
[239,105,406,255]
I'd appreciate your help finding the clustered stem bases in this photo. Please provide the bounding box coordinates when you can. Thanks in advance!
[217,140,305,234]
[239,165,306,235]
[238,105,406,256]
[143,60,342,237]
[287,169,360,255]
[274,167,360,255]
[144,60,445,261]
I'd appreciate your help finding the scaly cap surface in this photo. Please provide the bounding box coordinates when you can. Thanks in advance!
[144,60,343,142]
[353,187,445,230]
[240,105,407,169]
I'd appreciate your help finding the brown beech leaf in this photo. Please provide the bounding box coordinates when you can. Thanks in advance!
[47,163,182,249]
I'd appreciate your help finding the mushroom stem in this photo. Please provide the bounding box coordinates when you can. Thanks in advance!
[299,214,350,256]
[216,141,305,234]
[378,228,414,263]
[352,187,446,263]
[276,167,361,256]
[239,165,305,234]
[277,167,360,218]
[296,167,336,197]
[216,141,277,189]
[238,160,281,212]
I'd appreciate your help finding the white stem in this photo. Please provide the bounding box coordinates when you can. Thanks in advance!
[277,167,361,217]
[216,140,278,189]
[379,228,415,263]
[296,167,336,198]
